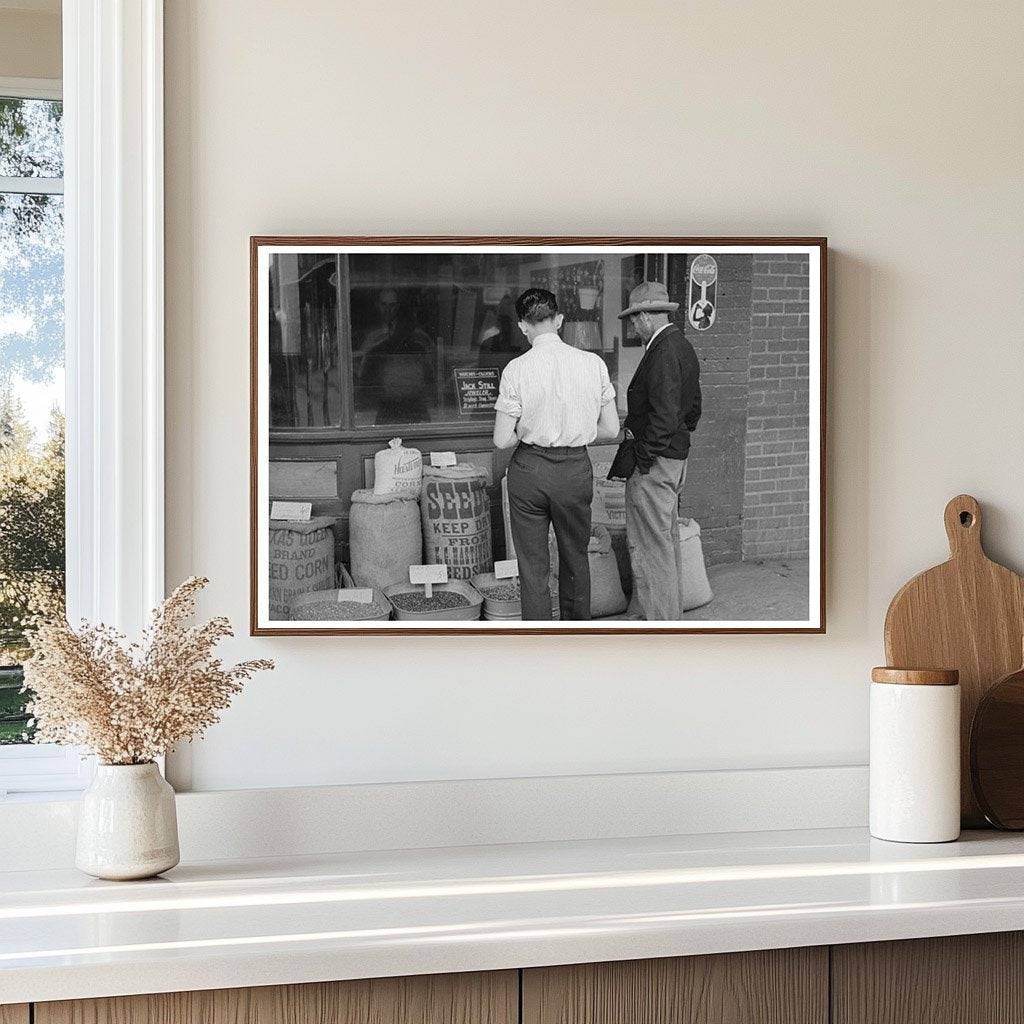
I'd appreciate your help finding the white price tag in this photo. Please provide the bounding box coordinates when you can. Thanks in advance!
[338,588,374,604]
[430,451,458,467]
[409,563,449,599]
[270,500,312,522]
[409,564,449,585]
[494,559,519,579]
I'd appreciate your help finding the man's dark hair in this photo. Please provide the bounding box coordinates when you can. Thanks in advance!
[515,287,559,325]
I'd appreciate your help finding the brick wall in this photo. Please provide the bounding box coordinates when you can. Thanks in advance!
[673,254,753,565]
[741,254,811,559]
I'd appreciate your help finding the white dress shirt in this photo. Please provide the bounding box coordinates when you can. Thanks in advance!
[495,333,615,447]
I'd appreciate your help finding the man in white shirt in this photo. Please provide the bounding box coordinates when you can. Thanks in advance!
[493,288,620,620]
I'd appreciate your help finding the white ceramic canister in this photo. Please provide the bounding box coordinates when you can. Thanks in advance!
[869,667,960,843]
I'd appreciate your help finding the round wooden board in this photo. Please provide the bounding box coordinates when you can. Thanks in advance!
[970,664,1024,829]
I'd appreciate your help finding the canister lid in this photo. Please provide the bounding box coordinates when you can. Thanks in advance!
[871,667,959,686]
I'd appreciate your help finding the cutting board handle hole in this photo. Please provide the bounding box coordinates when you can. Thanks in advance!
[944,495,983,556]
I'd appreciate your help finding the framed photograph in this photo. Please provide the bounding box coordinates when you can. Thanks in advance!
[250,237,826,635]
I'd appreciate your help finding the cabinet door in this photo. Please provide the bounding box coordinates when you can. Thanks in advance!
[35,970,517,1024]
[0,1007,29,1024]
[523,948,828,1024]
[832,932,1024,1024]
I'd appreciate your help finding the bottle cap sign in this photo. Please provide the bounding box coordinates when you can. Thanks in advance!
[688,254,718,331]
[690,253,718,286]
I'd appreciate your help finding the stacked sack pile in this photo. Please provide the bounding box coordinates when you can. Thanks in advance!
[347,442,497,623]
[348,439,423,590]
[347,439,497,586]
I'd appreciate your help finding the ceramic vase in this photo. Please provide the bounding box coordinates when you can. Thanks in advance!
[76,762,180,880]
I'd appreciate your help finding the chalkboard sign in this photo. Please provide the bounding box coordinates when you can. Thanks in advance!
[453,368,500,416]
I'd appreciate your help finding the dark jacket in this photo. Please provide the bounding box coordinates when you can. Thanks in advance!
[624,323,702,470]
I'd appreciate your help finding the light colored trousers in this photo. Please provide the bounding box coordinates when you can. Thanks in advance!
[625,456,688,621]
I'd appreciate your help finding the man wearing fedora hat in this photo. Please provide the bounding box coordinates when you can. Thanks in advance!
[614,281,702,620]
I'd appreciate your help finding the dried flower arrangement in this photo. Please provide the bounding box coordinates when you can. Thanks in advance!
[22,576,273,765]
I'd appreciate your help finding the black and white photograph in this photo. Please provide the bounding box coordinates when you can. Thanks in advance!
[251,238,825,633]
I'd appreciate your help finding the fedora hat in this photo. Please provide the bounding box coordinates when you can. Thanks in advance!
[618,281,679,319]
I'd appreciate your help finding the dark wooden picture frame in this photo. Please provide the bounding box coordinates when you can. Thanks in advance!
[250,236,827,636]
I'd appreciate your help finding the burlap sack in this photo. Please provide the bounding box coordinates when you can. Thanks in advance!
[678,518,713,610]
[349,489,421,590]
[587,525,628,617]
[545,524,628,619]
[268,517,336,620]
[372,438,423,496]
[421,465,493,580]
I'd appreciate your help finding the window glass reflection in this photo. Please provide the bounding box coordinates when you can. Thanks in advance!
[268,251,626,431]
[268,255,341,428]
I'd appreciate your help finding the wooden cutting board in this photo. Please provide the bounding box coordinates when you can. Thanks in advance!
[884,494,1024,826]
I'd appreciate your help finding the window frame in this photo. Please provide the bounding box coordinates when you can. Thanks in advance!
[0,0,165,798]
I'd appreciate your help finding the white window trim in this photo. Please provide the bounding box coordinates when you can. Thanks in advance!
[64,0,164,635]
[0,175,63,195]
[0,745,93,799]
[0,2,165,797]
[0,76,62,101]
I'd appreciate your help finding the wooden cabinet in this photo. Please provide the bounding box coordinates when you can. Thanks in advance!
[23,932,1024,1024]
[522,948,828,1024]
[34,971,517,1024]
[832,932,1024,1024]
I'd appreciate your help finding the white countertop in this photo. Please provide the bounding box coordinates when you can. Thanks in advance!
[4,826,1024,1004]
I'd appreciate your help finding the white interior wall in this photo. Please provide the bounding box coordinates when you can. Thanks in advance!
[164,0,1024,792]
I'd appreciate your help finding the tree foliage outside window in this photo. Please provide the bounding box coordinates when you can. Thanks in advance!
[0,95,65,744]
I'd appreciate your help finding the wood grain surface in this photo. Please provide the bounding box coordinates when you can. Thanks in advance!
[832,932,1024,1024]
[0,1006,29,1024]
[884,494,1024,825]
[522,949,828,1024]
[35,971,517,1024]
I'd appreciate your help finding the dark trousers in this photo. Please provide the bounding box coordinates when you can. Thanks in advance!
[507,443,593,621]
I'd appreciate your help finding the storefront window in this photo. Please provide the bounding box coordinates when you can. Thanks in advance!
[268,254,343,428]
[269,251,633,432]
